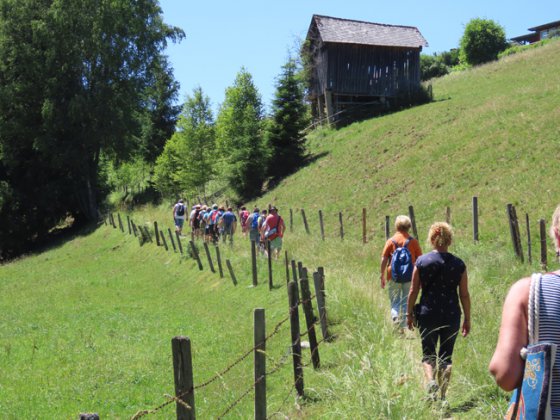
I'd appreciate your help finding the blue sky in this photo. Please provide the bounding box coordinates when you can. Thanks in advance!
[159,1,558,114]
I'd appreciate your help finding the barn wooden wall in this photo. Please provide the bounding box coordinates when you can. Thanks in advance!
[311,44,421,98]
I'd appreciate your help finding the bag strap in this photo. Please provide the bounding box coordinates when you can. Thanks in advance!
[528,273,542,345]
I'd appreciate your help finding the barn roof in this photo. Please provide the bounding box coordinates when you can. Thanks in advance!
[309,14,428,49]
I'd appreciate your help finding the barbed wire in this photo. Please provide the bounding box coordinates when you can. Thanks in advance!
[216,375,265,419]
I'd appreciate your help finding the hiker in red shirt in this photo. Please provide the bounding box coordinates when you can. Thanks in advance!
[261,206,286,260]
[239,206,250,238]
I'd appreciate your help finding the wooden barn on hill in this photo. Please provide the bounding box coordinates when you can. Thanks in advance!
[305,14,428,125]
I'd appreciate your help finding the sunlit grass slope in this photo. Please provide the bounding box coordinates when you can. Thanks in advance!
[1,40,559,419]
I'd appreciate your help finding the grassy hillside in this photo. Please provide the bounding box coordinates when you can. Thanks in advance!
[1,40,559,419]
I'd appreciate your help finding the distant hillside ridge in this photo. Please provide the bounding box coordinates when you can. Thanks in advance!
[259,39,560,239]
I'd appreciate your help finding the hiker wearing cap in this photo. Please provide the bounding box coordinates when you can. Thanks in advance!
[262,206,285,259]
[247,208,261,245]
[380,215,422,332]
[173,199,187,235]
[220,207,238,245]
[206,204,220,244]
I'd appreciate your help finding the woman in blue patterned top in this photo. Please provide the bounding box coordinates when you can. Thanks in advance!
[490,205,560,418]
[406,222,471,402]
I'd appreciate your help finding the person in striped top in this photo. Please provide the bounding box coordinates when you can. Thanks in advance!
[490,204,560,418]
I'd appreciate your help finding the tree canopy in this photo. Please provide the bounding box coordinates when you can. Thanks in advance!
[0,0,183,259]
[153,87,215,198]
[460,18,508,66]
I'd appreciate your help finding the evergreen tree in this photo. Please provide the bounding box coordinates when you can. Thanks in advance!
[216,68,266,200]
[266,58,309,179]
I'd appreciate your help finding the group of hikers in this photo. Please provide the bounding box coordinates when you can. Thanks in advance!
[172,199,286,259]
[174,198,560,414]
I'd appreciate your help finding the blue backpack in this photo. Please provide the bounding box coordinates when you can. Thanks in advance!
[251,212,260,230]
[390,237,413,283]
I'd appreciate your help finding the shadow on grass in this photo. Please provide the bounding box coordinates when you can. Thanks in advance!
[3,220,101,264]
[449,397,478,413]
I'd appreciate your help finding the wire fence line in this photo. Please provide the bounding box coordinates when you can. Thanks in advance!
[128,290,329,419]
[101,213,332,418]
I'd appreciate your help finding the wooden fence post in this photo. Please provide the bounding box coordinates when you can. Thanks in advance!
[289,209,293,233]
[131,220,138,237]
[117,213,124,232]
[540,219,548,271]
[408,205,418,239]
[339,212,344,240]
[313,271,330,341]
[472,196,479,242]
[154,221,160,246]
[215,246,224,278]
[168,228,177,253]
[110,213,116,228]
[285,251,290,284]
[288,281,304,397]
[385,215,390,240]
[189,241,203,271]
[254,309,266,420]
[226,259,238,286]
[362,208,367,244]
[251,240,258,286]
[176,231,184,254]
[319,210,325,241]
[267,241,273,290]
[297,262,303,280]
[526,213,532,264]
[512,205,524,262]
[301,209,310,235]
[126,215,131,235]
[171,336,195,420]
[291,260,298,283]
[507,204,524,261]
[446,206,451,224]
[203,242,215,273]
[300,268,320,369]
[160,230,169,251]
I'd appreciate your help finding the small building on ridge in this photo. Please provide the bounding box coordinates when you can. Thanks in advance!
[510,20,560,45]
[304,14,428,126]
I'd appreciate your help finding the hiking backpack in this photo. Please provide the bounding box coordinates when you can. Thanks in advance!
[250,213,260,230]
[390,237,413,283]
[176,203,185,216]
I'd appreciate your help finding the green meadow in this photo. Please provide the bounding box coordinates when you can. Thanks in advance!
[1,40,559,419]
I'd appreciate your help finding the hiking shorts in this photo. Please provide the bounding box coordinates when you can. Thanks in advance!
[175,218,184,228]
[418,315,460,366]
[249,229,260,243]
[269,236,282,251]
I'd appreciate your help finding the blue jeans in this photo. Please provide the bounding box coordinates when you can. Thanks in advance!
[387,280,411,328]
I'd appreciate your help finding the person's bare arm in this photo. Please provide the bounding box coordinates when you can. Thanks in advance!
[406,267,421,329]
[380,256,389,289]
[459,269,471,337]
[488,277,530,391]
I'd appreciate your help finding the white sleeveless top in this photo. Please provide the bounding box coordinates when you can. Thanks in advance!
[536,272,560,417]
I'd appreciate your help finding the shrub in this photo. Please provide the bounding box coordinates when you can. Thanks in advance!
[460,18,508,65]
